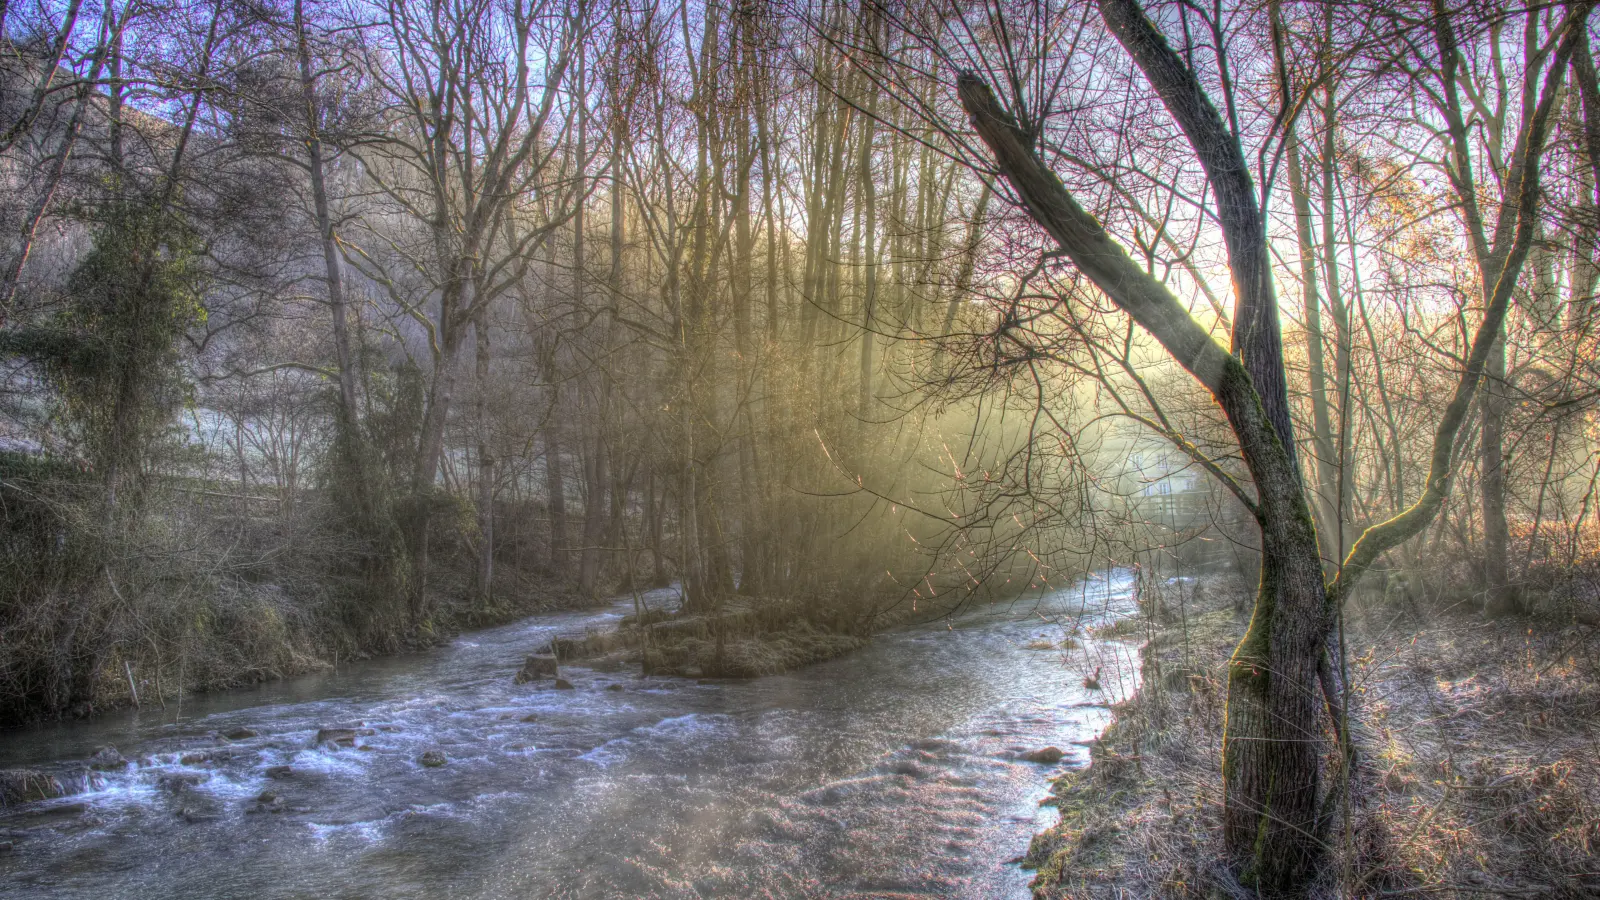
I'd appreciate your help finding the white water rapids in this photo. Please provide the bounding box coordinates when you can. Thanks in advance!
[0,570,1141,899]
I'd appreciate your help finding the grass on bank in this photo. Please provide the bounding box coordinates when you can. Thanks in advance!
[1024,570,1600,899]
[551,594,888,678]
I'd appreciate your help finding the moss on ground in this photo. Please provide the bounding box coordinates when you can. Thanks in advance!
[555,595,880,678]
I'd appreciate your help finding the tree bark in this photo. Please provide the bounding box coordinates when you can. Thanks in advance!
[1100,0,1297,464]
[1480,333,1514,612]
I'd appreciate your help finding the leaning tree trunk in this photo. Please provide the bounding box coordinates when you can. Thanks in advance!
[957,69,1331,891]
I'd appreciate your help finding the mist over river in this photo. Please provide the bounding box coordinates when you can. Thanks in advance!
[0,571,1138,899]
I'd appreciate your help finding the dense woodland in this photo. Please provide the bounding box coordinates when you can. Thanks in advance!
[4,0,1600,894]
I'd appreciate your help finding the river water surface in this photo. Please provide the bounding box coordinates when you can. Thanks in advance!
[0,570,1138,899]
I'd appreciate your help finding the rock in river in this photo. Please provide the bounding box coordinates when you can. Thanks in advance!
[419,750,447,768]
[314,727,373,748]
[1020,746,1066,765]
[89,746,128,771]
[553,678,575,690]
[513,654,560,684]
[156,772,207,793]
[180,747,252,766]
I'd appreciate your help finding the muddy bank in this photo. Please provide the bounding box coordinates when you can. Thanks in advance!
[1021,570,1241,897]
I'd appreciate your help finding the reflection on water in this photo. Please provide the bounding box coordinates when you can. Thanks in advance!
[0,571,1139,899]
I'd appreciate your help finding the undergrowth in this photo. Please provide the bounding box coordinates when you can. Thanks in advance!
[1024,567,1600,899]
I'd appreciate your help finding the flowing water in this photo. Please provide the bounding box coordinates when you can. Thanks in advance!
[0,570,1140,900]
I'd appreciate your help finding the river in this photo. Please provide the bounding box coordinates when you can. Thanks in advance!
[0,570,1139,899]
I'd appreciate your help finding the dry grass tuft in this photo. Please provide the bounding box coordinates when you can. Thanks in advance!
[1350,608,1600,898]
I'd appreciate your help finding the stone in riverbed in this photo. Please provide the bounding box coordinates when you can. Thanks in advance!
[313,727,373,748]
[553,678,575,690]
[251,790,285,813]
[605,683,624,692]
[264,765,294,780]
[223,727,258,740]
[419,750,447,768]
[520,714,539,723]
[0,770,65,806]
[513,654,560,684]
[179,748,253,766]
[89,746,128,771]
[1020,746,1066,765]
[156,772,207,792]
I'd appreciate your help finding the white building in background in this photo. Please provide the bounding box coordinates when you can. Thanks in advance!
[1091,424,1220,531]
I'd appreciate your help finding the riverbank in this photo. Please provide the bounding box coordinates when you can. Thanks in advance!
[6,566,600,729]
[1022,571,1600,899]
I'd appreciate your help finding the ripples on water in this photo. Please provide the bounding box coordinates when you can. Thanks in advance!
[0,571,1142,899]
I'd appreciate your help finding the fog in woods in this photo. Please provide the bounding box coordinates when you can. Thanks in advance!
[0,1,1597,898]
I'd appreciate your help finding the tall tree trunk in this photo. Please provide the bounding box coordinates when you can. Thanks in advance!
[1481,333,1515,613]
[856,83,879,422]
[960,69,1331,886]
[542,339,570,577]
[1272,2,1342,561]
[0,0,115,318]
[730,34,767,595]
[473,308,495,603]
[1569,34,1600,332]
[296,0,359,431]
[645,470,667,587]
[295,0,365,515]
